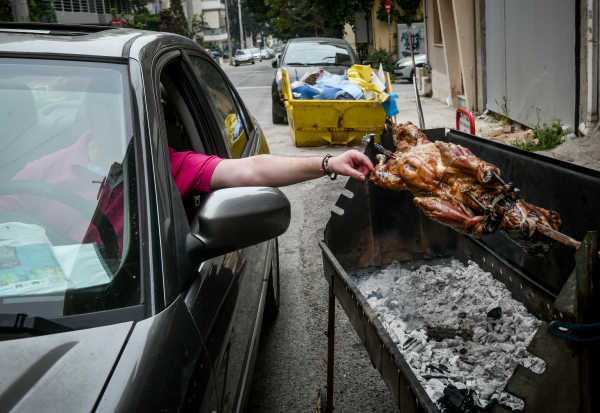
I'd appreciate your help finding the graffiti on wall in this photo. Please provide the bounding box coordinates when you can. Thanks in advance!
[400,30,422,57]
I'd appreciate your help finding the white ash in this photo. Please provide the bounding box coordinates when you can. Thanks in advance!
[350,259,546,411]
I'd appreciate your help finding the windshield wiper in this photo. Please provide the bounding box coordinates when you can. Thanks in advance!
[0,313,73,336]
[285,62,308,66]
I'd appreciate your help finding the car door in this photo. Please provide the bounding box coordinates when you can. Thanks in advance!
[180,50,271,412]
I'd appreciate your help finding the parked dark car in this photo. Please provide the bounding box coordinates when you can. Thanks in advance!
[271,37,360,124]
[0,22,286,413]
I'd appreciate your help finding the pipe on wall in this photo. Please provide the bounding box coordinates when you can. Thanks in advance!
[586,0,598,132]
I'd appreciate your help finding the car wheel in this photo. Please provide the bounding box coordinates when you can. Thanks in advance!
[408,69,414,83]
[263,238,280,323]
[235,62,239,67]
[252,60,255,65]
[272,106,285,124]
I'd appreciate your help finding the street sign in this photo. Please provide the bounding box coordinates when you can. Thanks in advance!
[384,0,392,14]
[109,19,124,28]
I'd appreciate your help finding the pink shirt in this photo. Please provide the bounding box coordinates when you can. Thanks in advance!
[0,134,223,255]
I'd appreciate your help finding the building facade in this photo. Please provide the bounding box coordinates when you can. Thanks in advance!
[424,0,599,133]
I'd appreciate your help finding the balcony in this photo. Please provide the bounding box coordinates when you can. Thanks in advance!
[204,27,228,42]
[202,1,225,11]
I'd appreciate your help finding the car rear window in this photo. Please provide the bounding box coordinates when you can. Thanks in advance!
[283,41,357,67]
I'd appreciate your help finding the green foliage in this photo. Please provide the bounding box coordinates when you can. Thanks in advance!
[511,108,570,152]
[28,0,57,22]
[375,0,422,25]
[134,11,160,31]
[244,0,370,40]
[0,0,12,21]
[366,43,393,72]
[494,95,510,126]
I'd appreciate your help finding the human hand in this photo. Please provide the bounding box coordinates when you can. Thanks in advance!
[327,150,375,181]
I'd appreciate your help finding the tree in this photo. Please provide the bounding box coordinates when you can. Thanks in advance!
[375,0,422,25]
[244,0,372,40]
[28,0,57,22]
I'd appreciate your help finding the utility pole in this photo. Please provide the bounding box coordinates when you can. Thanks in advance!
[186,0,195,41]
[224,0,233,64]
[238,0,244,49]
[14,0,29,22]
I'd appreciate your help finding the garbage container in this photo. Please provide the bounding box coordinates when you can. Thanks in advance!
[281,68,392,147]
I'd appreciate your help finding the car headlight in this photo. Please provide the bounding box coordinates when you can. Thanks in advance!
[398,63,410,68]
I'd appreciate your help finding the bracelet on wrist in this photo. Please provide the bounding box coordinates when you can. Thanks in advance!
[320,154,337,181]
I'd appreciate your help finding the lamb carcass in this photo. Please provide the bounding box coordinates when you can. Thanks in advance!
[368,122,562,256]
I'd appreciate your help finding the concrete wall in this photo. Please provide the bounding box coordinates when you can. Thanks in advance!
[344,23,356,50]
[432,70,451,103]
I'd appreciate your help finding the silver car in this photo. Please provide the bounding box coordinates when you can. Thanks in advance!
[234,49,254,66]
[250,48,262,62]
[394,54,426,83]
[260,49,269,59]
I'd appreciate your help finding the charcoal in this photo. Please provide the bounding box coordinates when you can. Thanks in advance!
[457,311,467,318]
[459,348,468,355]
[438,364,449,372]
[487,307,502,320]
[444,385,465,407]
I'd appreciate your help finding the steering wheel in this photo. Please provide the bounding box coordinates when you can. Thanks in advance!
[0,180,119,261]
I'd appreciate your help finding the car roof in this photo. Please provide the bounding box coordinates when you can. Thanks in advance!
[0,22,198,59]
[288,37,348,44]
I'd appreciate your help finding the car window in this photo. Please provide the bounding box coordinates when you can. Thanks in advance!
[0,58,140,318]
[187,55,250,158]
[283,41,357,66]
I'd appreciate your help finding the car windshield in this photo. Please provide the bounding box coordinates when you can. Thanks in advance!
[283,41,357,66]
[0,58,139,319]
[251,48,260,54]
[236,50,249,55]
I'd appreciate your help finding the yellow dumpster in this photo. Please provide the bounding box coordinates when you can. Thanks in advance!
[281,68,392,147]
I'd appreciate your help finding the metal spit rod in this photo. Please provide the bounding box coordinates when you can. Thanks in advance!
[408,32,425,130]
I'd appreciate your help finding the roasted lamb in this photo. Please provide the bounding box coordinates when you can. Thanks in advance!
[369,122,562,256]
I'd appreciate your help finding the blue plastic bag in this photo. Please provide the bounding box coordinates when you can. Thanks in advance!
[382,92,399,117]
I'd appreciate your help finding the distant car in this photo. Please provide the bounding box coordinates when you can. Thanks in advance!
[204,48,217,62]
[250,48,262,62]
[267,48,274,58]
[260,49,269,59]
[394,53,427,83]
[234,49,254,66]
[274,46,281,54]
[271,37,359,124]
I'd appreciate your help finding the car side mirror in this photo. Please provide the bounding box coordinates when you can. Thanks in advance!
[187,187,290,263]
[363,60,374,67]
[272,59,278,68]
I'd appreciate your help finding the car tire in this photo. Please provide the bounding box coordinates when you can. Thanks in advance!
[252,60,255,65]
[272,106,285,124]
[235,62,239,67]
[408,70,414,83]
[263,238,280,323]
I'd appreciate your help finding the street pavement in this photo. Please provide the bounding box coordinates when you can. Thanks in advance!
[225,59,401,412]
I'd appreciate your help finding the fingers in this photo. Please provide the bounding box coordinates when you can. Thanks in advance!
[328,150,374,180]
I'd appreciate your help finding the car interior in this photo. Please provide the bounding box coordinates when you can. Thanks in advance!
[158,62,213,223]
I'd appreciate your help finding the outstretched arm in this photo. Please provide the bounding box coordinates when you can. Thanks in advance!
[210,150,374,189]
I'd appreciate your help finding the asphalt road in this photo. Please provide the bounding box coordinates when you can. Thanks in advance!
[224,59,401,412]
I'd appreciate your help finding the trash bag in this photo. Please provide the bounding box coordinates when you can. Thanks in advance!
[316,74,364,100]
[382,92,399,117]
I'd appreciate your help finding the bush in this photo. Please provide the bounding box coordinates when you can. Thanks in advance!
[511,108,570,152]
[366,44,393,73]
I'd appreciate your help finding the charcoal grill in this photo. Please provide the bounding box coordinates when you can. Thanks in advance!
[318,128,600,413]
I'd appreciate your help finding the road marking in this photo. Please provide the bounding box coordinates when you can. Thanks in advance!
[235,86,271,89]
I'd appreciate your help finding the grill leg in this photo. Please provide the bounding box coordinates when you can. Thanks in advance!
[327,281,335,412]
